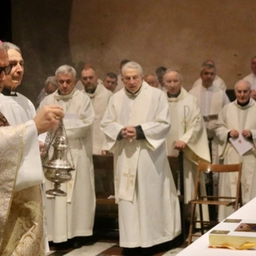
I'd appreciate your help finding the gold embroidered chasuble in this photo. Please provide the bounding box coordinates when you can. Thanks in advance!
[0,124,45,255]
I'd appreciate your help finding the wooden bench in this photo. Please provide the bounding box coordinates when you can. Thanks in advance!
[93,154,117,219]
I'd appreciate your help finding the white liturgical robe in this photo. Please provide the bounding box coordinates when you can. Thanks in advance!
[215,99,256,220]
[114,74,125,93]
[166,88,210,203]
[0,93,36,124]
[189,84,229,163]
[192,75,227,91]
[100,82,181,248]
[38,88,95,242]
[243,73,256,90]
[82,83,113,154]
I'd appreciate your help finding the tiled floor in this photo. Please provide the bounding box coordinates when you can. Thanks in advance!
[47,231,187,256]
[47,216,191,256]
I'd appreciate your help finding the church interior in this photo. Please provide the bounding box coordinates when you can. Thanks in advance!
[1,0,256,255]
[2,0,256,105]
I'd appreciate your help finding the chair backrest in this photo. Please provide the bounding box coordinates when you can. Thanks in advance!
[194,162,242,209]
[168,155,183,192]
[93,154,114,170]
[197,162,242,174]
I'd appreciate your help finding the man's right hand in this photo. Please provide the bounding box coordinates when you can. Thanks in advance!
[229,129,239,138]
[174,140,186,150]
[33,105,64,134]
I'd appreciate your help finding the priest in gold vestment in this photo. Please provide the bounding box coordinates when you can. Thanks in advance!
[0,43,64,256]
[0,110,63,256]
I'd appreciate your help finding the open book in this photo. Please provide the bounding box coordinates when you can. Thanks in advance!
[229,133,252,156]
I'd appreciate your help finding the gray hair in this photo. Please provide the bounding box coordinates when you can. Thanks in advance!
[2,42,22,53]
[45,75,58,88]
[155,66,167,75]
[0,44,7,53]
[200,63,216,74]
[234,79,251,91]
[121,61,143,76]
[163,68,183,81]
[55,65,76,78]
[202,59,215,66]
[144,73,158,80]
[119,59,130,69]
[105,72,117,80]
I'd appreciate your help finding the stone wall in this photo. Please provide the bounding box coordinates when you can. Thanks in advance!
[12,0,256,104]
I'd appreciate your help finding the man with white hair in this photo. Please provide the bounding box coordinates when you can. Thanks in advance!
[38,65,95,248]
[115,59,130,93]
[163,69,210,222]
[0,42,36,124]
[100,61,181,253]
[216,80,256,220]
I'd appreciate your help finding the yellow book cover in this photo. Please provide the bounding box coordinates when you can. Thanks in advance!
[209,219,256,250]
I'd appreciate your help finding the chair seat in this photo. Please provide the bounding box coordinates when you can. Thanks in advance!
[189,199,236,206]
[96,192,116,205]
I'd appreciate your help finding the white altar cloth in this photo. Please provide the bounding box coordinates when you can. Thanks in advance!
[177,197,256,255]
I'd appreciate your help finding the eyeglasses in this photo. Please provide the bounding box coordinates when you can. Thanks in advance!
[0,65,12,75]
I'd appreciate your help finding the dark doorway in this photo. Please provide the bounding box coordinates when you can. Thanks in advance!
[0,1,12,42]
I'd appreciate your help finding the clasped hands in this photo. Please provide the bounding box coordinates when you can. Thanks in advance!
[229,129,252,139]
[122,126,137,140]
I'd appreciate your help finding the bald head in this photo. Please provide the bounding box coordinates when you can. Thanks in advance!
[144,74,159,88]
[234,79,251,91]
[163,69,183,96]
[235,80,251,105]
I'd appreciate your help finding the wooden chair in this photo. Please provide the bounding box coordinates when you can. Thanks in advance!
[187,162,243,245]
[93,154,117,219]
[168,152,186,242]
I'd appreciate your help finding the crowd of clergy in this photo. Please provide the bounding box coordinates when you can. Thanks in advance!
[36,56,256,250]
[2,40,256,255]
